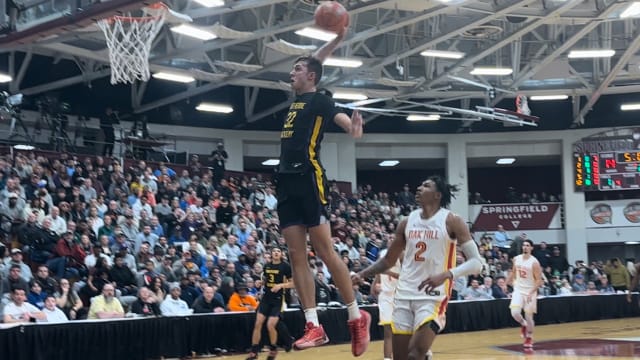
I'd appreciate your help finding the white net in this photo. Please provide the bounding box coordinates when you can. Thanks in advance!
[97,8,167,84]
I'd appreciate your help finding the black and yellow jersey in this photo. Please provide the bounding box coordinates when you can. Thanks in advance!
[278,92,340,174]
[262,261,292,302]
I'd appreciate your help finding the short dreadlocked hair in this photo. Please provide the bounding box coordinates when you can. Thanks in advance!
[428,175,459,208]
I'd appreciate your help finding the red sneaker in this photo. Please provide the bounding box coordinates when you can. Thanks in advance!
[520,325,527,338]
[293,322,329,350]
[348,310,371,357]
[523,337,533,348]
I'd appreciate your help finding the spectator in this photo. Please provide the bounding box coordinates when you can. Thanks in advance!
[3,249,32,281]
[54,278,84,320]
[491,276,511,299]
[571,274,587,292]
[131,287,161,317]
[89,284,124,319]
[160,282,192,316]
[598,275,615,293]
[191,285,225,313]
[3,287,46,323]
[549,246,570,276]
[604,258,630,292]
[227,282,258,312]
[461,279,494,300]
[38,295,69,323]
[532,241,552,269]
[493,224,511,250]
[27,280,47,309]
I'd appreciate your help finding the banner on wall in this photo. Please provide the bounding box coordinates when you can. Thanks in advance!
[585,200,640,227]
[470,203,563,231]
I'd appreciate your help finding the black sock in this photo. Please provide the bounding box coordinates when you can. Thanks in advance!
[251,344,260,353]
[270,344,277,351]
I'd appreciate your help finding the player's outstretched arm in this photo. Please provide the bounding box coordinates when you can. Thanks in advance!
[355,218,407,281]
[419,213,482,293]
[313,26,347,63]
[334,110,363,139]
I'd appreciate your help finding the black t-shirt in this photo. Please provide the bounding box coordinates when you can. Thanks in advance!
[262,261,292,302]
[278,92,340,174]
[131,299,161,316]
[192,295,225,313]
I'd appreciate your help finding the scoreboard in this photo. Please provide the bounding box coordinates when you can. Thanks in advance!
[574,151,640,191]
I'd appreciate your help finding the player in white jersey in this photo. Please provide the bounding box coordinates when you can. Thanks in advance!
[354,176,482,360]
[375,246,400,360]
[506,239,543,349]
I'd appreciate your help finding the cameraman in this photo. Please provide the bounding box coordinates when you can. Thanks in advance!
[100,107,120,157]
[209,142,228,185]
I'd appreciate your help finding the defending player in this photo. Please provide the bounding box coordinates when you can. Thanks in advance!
[354,176,482,360]
[506,239,543,348]
[247,247,293,360]
[276,23,370,357]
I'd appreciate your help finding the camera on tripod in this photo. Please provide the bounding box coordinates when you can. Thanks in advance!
[0,92,23,121]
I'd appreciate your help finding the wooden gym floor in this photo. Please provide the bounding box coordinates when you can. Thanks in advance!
[212,318,640,360]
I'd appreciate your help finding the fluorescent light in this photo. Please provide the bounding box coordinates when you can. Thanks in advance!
[407,114,440,121]
[13,144,35,150]
[324,58,363,68]
[621,103,640,111]
[0,73,11,83]
[378,160,399,167]
[170,24,217,41]
[530,95,569,101]
[262,159,280,166]
[470,67,513,76]
[295,27,337,42]
[620,2,640,18]
[152,72,195,83]
[196,102,234,113]
[568,50,615,58]
[420,50,465,59]
[333,92,368,101]
[192,0,224,7]
[625,241,640,245]
[496,158,516,165]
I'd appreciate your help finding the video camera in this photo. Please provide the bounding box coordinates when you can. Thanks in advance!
[0,92,23,121]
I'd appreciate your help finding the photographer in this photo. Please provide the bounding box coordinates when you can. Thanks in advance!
[209,142,228,185]
[100,107,120,157]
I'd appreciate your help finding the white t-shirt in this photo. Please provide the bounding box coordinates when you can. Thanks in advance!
[3,301,40,322]
[38,307,69,323]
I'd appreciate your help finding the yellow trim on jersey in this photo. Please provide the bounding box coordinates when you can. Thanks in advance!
[379,321,392,326]
[443,242,456,296]
[308,115,326,204]
[390,322,414,335]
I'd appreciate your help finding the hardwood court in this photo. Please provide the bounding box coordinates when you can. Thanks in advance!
[214,318,640,360]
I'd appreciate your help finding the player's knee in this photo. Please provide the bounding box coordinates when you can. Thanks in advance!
[510,308,522,318]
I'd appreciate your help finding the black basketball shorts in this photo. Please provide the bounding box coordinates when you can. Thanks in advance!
[276,170,330,229]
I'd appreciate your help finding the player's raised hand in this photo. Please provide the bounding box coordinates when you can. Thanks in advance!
[350,110,363,138]
[350,271,362,285]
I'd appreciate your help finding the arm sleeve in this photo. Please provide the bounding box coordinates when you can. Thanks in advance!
[450,240,483,279]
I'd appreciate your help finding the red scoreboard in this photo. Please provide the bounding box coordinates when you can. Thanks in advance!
[574,151,640,191]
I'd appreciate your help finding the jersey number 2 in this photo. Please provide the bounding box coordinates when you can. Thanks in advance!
[414,241,427,262]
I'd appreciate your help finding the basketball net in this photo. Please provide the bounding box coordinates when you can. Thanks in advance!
[515,94,531,116]
[97,3,168,84]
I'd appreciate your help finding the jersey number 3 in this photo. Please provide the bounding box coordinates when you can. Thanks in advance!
[414,241,427,262]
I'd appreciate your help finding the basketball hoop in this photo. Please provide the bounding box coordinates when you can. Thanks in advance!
[97,3,168,84]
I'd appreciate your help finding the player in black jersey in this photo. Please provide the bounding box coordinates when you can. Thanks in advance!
[276,24,370,357]
[247,247,293,360]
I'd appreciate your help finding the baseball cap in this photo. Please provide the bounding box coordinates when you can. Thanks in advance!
[218,254,227,260]
[10,248,22,254]
[575,274,584,279]
[169,282,181,291]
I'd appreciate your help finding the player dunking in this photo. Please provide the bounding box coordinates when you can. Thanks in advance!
[506,239,543,348]
[354,176,482,360]
[247,247,293,360]
[276,25,370,356]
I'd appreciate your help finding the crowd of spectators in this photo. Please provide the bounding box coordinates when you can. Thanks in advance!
[0,150,636,326]
[469,188,562,204]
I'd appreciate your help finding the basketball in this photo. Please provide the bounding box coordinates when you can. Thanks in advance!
[314,1,349,34]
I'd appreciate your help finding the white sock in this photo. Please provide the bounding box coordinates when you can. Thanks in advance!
[384,358,392,360]
[347,301,361,320]
[304,308,320,327]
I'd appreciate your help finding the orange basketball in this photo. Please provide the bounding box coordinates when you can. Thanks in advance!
[314,1,349,34]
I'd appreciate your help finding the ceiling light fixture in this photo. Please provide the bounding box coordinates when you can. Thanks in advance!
[620,2,640,18]
[324,58,363,68]
[568,49,615,58]
[407,114,441,121]
[378,160,400,167]
[420,50,465,59]
[625,241,640,245]
[170,24,217,40]
[0,73,11,83]
[192,0,225,7]
[152,72,195,83]
[470,67,513,76]
[620,103,640,111]
[295,27,337,42]
[496,158,516,165]
[332,92,368,101]
[196,102,234,113]
[529,95,569,101]
[262,159,280,166]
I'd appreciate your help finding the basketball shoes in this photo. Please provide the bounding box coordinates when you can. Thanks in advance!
[348,310,371,357]
[293,322,330,350]
[524,337,533,348]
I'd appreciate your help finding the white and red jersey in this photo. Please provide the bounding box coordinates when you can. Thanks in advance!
[513,254,539,294]
[396,208,456,301]
[379,248,401,296]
